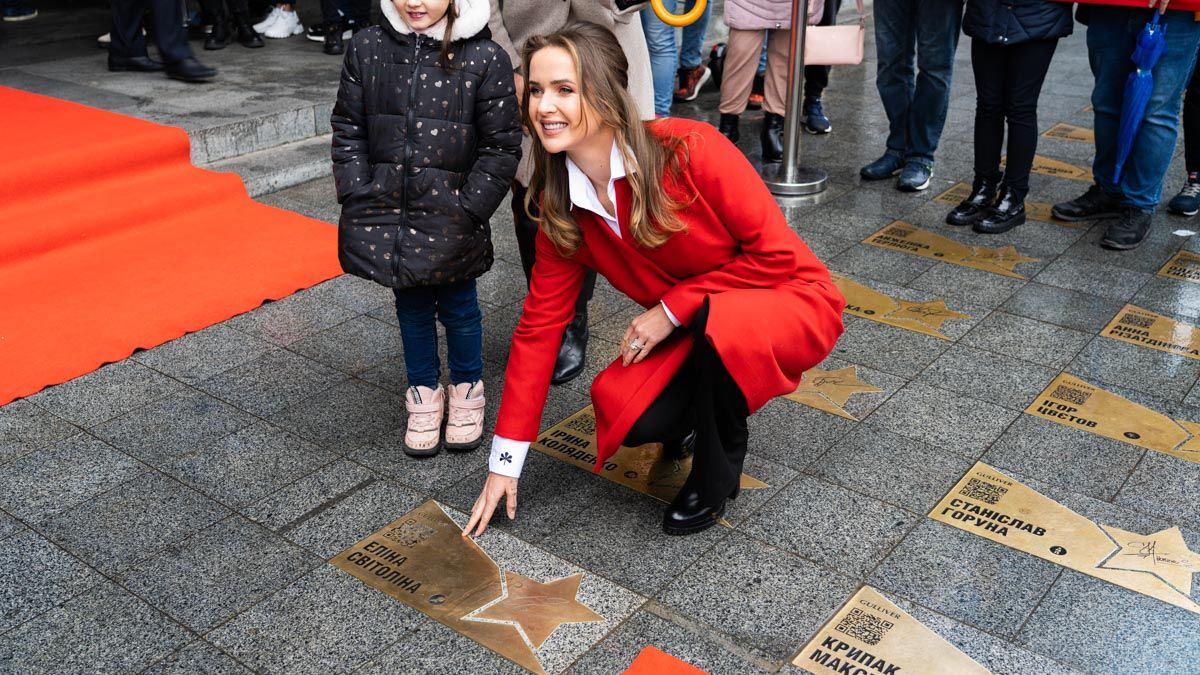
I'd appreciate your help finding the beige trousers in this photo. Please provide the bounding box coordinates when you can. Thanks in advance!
[718,28,792,116]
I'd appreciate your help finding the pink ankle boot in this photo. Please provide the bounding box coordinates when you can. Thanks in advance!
[445,381,485,451]
[403,385,444,457]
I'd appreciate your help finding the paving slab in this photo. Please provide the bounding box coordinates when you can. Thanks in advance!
[0,398,78,466]
[959,311,1093,370]
[1068,335,1200,402]
[914,343,1059,411]
[28,360,186,428]
[1115,450,1200,532]
[999,281,1129,333]
[267,379,406,455]
[195,347,349,418]
[131,324,276,386]
[0,528,101,634]
[827,315,950,380]
[287,314,404,377]
[1031,256,1153,302]
[143,640,254,675]
[864,382,1020,459]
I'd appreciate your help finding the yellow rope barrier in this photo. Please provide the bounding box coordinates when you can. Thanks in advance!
[650,0,707,27]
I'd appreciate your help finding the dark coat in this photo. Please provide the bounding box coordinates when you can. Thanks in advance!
[330,3,521,289]
[963,0,1074,45]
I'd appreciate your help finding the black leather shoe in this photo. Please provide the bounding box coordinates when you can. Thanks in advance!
[662,430,696,461]
[761,112,784,163]
[324,22,345,55]
[107,55,164,72]
[947,174,1001,226]
[1100,207,1153,250]
[233,12,264,48]
[1052,184,1122,222]
[551,312,587,385]
[663,485,728,535]
[204,18,230,50]
[165,57,217,83]
[974,185,1026,234]
[718,113,739,144]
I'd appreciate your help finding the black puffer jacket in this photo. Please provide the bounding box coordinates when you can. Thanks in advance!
[330,0,521,289]
[963,0,1073,45]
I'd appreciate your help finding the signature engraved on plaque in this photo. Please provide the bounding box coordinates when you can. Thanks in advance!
[864,222,1040,279]
[831,273,971,340]
[1042,122,1095,144]
[935,182,1066,225]
[1026,373,1200,464]
[786,366,883,421]
[331,500,604,674]
[931,463,1200,614]
[1023,154,1092,182]
[1158,250,1200,284]
[793,586,989,675]
[1101,304,1200,361]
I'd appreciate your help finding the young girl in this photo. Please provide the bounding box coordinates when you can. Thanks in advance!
[330,0,521,457]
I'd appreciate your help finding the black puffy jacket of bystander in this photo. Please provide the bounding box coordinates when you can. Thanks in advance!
[963,0,1074,46]
[330,0,521,289]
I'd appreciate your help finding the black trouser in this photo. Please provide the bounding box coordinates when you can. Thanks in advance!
[110,0,193,64]
[803,0,843,98]
[320,0,372,25]
[971,37,1059,198]
[199,0,249,18]
[510,182,595,316]
[623,302,750,503]
[1183,53,1200,174]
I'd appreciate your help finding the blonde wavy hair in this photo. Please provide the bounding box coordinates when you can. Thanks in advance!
[521,22,689,255]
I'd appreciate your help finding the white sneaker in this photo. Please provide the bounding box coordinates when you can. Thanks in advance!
[252,6,282,33]
[263,9,303,39]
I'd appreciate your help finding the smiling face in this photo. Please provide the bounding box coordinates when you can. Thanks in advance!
[526,45,605,155]
[393,0,450,31]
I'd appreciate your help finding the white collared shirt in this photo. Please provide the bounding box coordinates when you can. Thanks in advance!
[487,141,680,479]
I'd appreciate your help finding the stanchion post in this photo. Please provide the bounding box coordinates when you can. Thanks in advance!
[763,0,828,196]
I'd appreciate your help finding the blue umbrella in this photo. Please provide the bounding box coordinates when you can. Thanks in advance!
[1114,12,1168,183]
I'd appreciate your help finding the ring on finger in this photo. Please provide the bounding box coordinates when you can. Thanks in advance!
[629,339,643,351]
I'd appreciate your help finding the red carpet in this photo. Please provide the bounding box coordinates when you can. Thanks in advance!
[623,646,707,675]
[0,87,341,405]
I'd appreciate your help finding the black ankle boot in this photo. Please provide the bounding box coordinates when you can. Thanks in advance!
[974,185,1026,234]
[663,480,737,535]
[233,11,264,48]
[551,311,587,385]
[324,21,345,55]
[204,15,230,50]
[662,430,696,461]
[946,174,1001,226]
[761,112,784,163]
[718,113,740,144]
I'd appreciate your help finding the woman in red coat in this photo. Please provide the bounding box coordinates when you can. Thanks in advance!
[464,22,845,537]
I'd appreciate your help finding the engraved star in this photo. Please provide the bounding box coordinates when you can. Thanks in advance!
[1098,525,1200,596]
[966,245,1040,275]
[884,299,971,335]
[788,366,883,420]
[1174,420,1200,456]
[471,571,603,648]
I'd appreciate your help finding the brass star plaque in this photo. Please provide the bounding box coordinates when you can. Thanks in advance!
[931,463,1200,614]
[831,273,971,340]
[530,406,768,508]
[863,222,1040,279]
[794,586,988,675]
[1026,373,1200,464]
[1026,153,1092,182]
[330,500,605,675]
[1158,250,1200,284]
[934,183,1066,226]
[1101,304,1200,362]
[786,366,883,420]
[1042,122,1095,144]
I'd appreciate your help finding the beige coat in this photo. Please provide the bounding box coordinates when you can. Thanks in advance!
[487,0,655,186]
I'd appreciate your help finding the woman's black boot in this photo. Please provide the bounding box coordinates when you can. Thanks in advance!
[974,184,1027,234]
[663,482,734,535]
[946,174,1001,226]
[718,113,740,144]
[233,11,264,48]
[761,112,785,163]
[204,13,230,50]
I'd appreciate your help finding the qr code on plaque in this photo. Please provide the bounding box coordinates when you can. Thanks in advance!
[959,478,1007,505]
[834,608,894,646]
[1118,312,1155,329]
[563,414,596,436]
[382,520,436,547]
[1050,384,1092,406]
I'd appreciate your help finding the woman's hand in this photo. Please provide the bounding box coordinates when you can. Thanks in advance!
[463,472,518,537]
[621,304,677,366]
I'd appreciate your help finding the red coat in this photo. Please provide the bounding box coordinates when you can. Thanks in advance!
[495,118,845,468]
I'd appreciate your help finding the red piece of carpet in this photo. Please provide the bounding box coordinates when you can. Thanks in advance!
[623,646,708,675]
[0,86,341,405]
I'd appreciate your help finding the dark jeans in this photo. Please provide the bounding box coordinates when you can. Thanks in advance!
[971,37,1059,198]
[199,0,249,17]
[1088,7,1200,211]
[804,0,843,98]
[623,302,750,502]
[110,0,193,64]
[1183,47,1200,174]
[510,182,595,317]
[392,280,483,389]
[874,0,963,165]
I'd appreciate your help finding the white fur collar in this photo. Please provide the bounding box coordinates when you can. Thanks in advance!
[380,0,489,42]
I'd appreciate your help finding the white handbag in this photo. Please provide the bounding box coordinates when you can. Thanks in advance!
[803,0,866,66]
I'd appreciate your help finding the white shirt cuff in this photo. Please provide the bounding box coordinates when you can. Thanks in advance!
[660,300,681,327]
[489,435,530,478]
